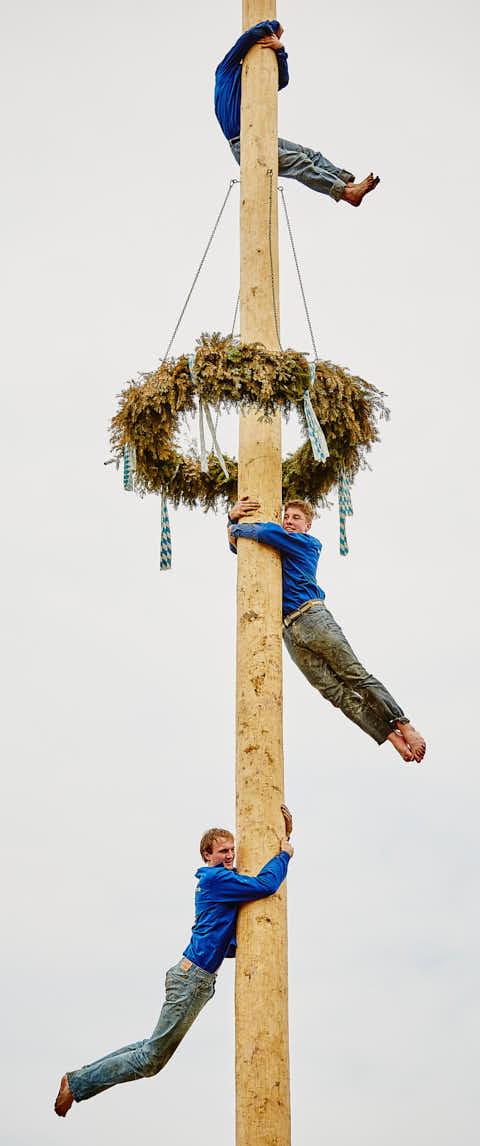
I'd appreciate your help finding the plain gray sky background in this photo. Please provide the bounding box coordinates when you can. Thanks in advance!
[2,1,479,1143]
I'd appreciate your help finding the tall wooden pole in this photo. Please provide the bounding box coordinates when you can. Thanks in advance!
[235,3,291,1145]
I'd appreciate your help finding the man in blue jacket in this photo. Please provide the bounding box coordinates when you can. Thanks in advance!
[228,496,426,762]
[54,823,293,1117]
[215,20,379,207]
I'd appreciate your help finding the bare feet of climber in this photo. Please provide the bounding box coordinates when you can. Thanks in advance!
[342,173,380,206]
[54,1074,74,1117]
[397,722,426,762]
[387,723,426,763]
[387,731,415,762]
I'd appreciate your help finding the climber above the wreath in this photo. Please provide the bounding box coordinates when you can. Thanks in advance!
[215,21,380,206]
[228,497,426,763]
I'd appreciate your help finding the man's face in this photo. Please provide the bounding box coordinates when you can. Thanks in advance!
[206,835,235,869]
[283,505,310,534]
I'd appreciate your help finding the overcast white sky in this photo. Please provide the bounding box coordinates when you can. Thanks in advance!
[2,1,479,1143]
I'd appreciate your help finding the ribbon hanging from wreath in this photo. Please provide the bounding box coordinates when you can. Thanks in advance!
[338,466,354,556]
[160,493,172,571]
[303,362,329,464]
[109,334,389,563]
[188,353,228,478]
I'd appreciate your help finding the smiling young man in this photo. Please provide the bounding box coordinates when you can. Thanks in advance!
[215,20,380,207]
[228,497,426,763]
[54,822,293,1118]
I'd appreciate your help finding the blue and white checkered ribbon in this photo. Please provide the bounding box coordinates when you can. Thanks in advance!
[189,354,228,479]
[303,363,329,463]
[123,443,136,491]
[338,466,353,556]
[160,493,172,571]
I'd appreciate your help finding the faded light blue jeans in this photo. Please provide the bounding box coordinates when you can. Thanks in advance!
[229,135,354,200]
[283,603,408,745]
[68,959,216,1103]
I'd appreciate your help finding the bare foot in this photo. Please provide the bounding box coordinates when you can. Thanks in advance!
[54,1074,74,1118]
[387,730,415,762]
[397,722,426,763]
[342,173,380,206]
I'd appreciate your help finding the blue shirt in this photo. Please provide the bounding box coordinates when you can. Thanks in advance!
[215,21,289,141]
[229,521,325,618]
[183,851,290,974]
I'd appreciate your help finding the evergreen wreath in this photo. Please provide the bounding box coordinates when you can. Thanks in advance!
[110,333,389,511]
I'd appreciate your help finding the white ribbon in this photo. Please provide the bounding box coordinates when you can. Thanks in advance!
[203,401,229,478]
[303,363,329,463]
[189,354,228,479]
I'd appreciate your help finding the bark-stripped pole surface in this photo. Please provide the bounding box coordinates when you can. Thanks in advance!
[235,2,291,1145]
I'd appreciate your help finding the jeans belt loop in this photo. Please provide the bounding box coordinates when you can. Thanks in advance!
[283,598,324,629]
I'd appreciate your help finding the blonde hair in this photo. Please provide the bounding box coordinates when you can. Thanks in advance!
[200,828,233,861]
[283,499,315,526]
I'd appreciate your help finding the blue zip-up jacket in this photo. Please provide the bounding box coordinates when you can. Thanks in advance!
[215,21,289,141]
[183,850,290,973]
[229,521,325,618]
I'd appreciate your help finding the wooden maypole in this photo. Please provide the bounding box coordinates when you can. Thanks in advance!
[235,3,291,1145]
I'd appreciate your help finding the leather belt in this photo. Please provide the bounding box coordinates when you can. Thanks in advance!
[283,598,325,628]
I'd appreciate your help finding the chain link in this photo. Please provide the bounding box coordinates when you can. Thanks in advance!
[279,185,319,362]
[162,179,239,362]
[161,174,317,368]
[267,169,282,350]
[230,289,240,337]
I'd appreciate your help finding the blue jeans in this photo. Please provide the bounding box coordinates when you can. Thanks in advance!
[283,603,408,744]
[68,959,216,1102]
[229,136,354,200]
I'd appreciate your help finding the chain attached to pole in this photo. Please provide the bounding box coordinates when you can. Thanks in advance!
[231,289,240,337]
[162,179,239,362]
[267,169,282,351]
[279,185,319,362]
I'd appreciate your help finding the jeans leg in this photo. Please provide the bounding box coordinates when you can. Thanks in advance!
[280,138,354,184]
[284,605,408,741]
[277,137,348,200]
[229,137,240,165]
[284,626,391,743]
[68,964,215,1102]
[229,136,350,200]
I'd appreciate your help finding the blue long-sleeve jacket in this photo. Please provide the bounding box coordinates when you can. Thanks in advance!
[215,21,289,141]
[183,850,290,973]
[229,521,325,618]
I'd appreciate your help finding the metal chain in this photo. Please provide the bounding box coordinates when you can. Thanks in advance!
[230,289,240,337]
[279,185,319,362]
[267,169,282,350]
[162,179,239,362]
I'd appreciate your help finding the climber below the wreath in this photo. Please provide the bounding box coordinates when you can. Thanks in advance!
[215,20,380,206]
[228,498,426,762]
[54,819,292,1117]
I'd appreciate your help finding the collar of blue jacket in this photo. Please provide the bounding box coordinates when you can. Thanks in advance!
[215,21,289,141]
[183,851,290,973]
